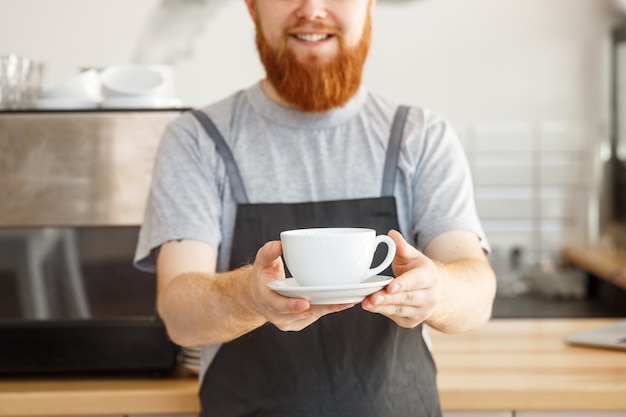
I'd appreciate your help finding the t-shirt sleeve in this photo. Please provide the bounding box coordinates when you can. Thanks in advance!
[406,110,490,253]
[134,113,223,272]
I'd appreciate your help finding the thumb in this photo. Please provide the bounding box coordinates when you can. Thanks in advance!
[388,230,428,274]
[255,240,285,276]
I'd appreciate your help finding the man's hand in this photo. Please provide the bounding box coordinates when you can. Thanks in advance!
[361,230,443,328]
[362,229,495,332]
[250,241,355,332]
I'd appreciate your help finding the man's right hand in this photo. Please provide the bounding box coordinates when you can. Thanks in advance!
[250,240,356,332]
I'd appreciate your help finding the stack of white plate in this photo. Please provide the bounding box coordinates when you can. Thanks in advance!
[181,346,201,374]
[36,68,101,109]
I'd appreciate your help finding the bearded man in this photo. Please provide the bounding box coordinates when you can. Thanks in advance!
[134,1,496,416]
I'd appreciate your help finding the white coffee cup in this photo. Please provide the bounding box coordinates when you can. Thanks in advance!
[280,228,396,287]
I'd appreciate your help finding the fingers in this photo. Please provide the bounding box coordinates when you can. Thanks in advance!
[263,280,357,331]
[253,241,356,330]
[362,283,434,328]
[362,232,443,328]
[266,300,356,332]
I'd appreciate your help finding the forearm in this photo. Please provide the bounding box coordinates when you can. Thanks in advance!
[426,258,496,333]
[157,265,267,347]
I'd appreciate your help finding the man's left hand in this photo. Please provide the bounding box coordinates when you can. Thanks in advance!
[361,230,444,328]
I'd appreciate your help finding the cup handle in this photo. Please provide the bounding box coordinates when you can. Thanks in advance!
[364,235,397,280]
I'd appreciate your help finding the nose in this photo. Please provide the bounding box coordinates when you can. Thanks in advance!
[295,0,328,21]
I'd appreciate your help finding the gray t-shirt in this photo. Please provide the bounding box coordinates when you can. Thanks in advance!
[135,82,487,274]
[134,82,489,373]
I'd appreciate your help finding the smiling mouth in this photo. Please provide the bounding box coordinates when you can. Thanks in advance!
[293,33,333,42]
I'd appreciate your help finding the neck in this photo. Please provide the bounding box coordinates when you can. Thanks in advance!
[260,79,295,109]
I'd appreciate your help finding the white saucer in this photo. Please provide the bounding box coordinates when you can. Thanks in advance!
[267,275,393,305]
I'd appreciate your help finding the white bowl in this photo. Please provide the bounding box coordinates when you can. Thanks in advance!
[100,65,176,98]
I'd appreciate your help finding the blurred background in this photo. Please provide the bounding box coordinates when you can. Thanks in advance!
[1,0,626,318]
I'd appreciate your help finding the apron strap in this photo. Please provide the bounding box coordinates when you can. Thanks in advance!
[190,109,250,204]
[191,105,410,201]
[381,105,410,197]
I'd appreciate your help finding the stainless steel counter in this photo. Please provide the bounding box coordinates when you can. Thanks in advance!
[0,110,182,227]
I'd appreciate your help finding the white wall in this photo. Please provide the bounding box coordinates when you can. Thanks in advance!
[370,0,620,124]
[1,0,622,123]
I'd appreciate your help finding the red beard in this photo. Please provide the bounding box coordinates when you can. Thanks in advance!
[255,15,372,113]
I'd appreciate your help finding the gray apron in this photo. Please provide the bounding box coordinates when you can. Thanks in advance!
[191,107,441,417]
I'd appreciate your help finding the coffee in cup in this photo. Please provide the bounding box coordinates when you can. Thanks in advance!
[280,228,396,287]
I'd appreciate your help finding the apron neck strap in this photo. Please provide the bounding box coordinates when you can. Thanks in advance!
[190,109,250,204]
[381,105,410,197]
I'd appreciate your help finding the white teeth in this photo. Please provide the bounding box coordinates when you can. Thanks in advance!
[295,33,329,42]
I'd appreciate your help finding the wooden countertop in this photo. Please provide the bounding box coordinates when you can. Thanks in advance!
[429,318,626,412]
[0,369,200,416]
[0,319,624,416]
